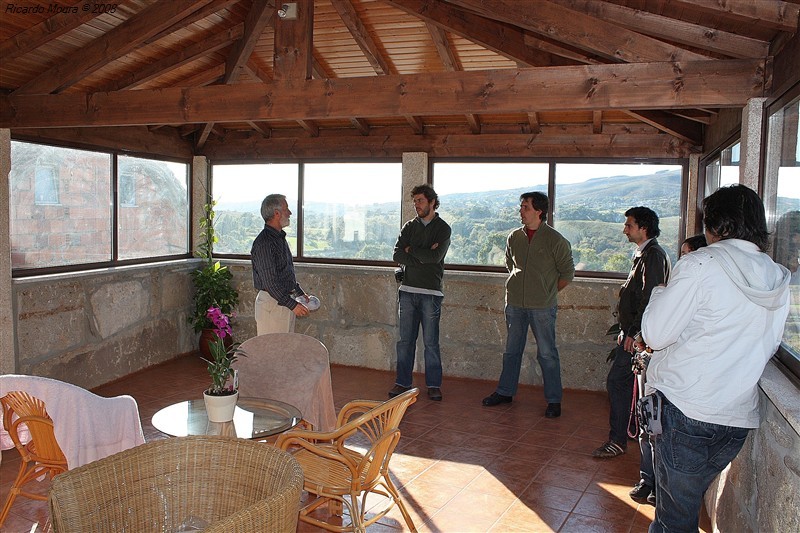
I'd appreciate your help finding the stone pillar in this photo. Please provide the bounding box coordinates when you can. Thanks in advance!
[401,152,428,223]
[192,156,209,256]
[0,129,14,373]
[740,97,767,192]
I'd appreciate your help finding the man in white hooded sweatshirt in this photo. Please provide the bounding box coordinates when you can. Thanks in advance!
[641,185,791,533]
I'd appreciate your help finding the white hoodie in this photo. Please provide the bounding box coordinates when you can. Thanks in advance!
[643,239,791,428]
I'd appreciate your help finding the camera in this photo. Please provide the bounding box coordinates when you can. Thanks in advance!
[394,267,404,283]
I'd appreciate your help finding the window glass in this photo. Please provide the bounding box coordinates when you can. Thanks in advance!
[10,142,112,268]
[704,141,740,196]
[767,96,800,358]
[34,166,59,205]
[554,163,683,272]
[303,162,401,260]
[212,164,299,255]
[117,156,189,260]
[433,162,549,266]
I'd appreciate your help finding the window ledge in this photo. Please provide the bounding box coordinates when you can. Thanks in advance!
[759,360,800,435]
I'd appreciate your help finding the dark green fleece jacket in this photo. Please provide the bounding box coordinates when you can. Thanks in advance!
[392,214,451,292]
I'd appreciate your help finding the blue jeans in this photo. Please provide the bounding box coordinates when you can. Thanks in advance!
[649,394,749,533]
[496,304,562,403]
[395,290,443,388]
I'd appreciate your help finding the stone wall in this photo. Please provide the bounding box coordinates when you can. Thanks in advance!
[229,261,621,392]
[12,261,196,389]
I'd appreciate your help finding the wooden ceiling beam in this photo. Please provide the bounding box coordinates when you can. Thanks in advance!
[385,0,573,67]
[200,131,696,159]
[298,119,320,137]
[224,0,274,84]
[274,0,314,80]
[144,0,241,46]
[246,121,271,137]
[350,117,371,135]
[527,112,541,134]
[404,115,425,134]
[0,60,766,128]
[522,33,603,65]
[99,24,244,92]
[176,64,226,87]
[624,110,703,145]
[551,0,770,59]
[592,110,602,134]
[331,0,395,75]
[0,6,100,61]
[668,109,716,125]
[447,0,711,63]
[13,0,216,95]
[669,0,799,33]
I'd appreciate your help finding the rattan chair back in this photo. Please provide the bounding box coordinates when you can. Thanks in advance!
[276,387,419,532]
[0,391,68,527]
[48,435,304,533]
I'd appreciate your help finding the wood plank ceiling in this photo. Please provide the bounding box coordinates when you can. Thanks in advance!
[1,0,798,160]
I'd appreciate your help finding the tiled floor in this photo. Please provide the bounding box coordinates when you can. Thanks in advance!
[1,356,710,532]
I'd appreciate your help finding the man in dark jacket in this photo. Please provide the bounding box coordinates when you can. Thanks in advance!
[388,184,451,401]
[592,207,670,502]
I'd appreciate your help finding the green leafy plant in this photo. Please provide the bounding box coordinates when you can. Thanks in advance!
[190,200,239,332]
[201,307,246,395]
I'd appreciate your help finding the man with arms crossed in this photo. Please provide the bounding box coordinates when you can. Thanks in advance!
[388,184,451,401]
[592,207,670,508]
[482,191,574,418]
[251,193,309,335]
[641,185,790,532]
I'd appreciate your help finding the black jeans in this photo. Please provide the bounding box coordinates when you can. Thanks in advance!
[606,344,635,446]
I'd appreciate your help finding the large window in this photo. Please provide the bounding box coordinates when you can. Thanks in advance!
[9,141,189,271]
[554,163,682,271]
[212,164,299,255]
[433,161,684,272]
[703,140,741,197]
[434,162,549,266]
[212,162,400,261]
[766,93,800,370]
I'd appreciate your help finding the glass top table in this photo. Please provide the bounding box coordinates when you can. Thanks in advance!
[151,397,302,439]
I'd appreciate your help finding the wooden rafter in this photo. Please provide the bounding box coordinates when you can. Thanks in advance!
[527,112,541,134]
[99,24,245,92]
[446,0,712,63]
[350,117,371,135]
[592,110,602,134]
[331,0,395,75]
[624,110,703,145]
[223,0,273,83]
[13,0,215,95]
[670,0,799,33]
[385,0,572,67]
[551,0,770,59]
[0,7,100,61]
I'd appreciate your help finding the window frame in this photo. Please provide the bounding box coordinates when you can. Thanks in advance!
[763,82,800,381]
[10,138,193,278]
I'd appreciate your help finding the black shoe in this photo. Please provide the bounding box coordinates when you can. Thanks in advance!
[545,403,561,418]
[388,384,411,399]
[427,387,442,401]
[629,479,654,504]
[646,491,656,506]
[482,392,512,407]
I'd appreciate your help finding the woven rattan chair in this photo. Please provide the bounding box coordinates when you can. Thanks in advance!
[276,387,419,533]
[0,391,68,528]
[48,435,304,533]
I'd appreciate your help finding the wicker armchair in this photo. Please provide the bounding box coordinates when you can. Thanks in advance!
[276,387,419,533]
[48,435,304,533]
[0,391,68,528]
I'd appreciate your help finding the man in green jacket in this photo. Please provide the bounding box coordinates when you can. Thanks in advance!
[483,192,575,417]
[388,184,451,401]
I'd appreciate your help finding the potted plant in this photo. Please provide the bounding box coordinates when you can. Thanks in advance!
[190,200,239,357]
[201,306,246,422]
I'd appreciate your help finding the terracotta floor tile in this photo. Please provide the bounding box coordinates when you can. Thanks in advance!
[489,499,569,532]
[518,482,584,513]
[0,359,716,532]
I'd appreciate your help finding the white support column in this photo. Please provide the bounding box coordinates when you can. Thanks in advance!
[0,129,15,374]
[401,153,428,223]
[740,97,767,192]
[192,156,209,256]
